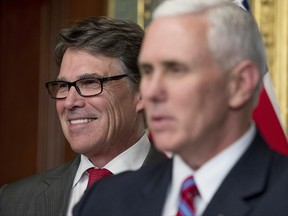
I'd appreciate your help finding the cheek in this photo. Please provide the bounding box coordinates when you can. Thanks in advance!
[175,80,228,122]
[101,92,130,123]
[56,101,64,116]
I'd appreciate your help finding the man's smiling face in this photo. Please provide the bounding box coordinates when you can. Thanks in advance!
[56,48,142,158]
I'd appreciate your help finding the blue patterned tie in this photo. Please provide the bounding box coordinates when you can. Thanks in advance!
[176,176,198,216]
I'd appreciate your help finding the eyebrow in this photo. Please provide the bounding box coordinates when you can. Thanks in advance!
[162,61,187,69]
[78,73,101,79]
[56,73,101,81]
[139,61,188,71]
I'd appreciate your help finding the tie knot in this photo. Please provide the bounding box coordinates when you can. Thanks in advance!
[87,168,113,188]
[181,176,198,197]
[177,176,199,216]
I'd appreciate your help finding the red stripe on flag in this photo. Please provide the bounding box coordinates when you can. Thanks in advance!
[253,88,288,155]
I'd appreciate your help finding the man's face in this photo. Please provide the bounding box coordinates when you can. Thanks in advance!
[57,48,143,159]
[139,14,232,157]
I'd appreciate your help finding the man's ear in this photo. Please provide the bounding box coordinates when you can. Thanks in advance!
[228,60,260,109]
[136,92,144,112]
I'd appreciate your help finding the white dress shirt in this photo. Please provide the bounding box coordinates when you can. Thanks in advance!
[66,133,151,216]
[162,124,256,216]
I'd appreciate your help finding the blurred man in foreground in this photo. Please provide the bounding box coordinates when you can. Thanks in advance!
[74,1,288,216]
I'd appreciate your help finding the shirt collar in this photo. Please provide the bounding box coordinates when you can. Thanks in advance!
[195,123,256,210]
[72,155,94,187]
[72,133,151,187]
[104,133,151,174]
[171,123,256,215]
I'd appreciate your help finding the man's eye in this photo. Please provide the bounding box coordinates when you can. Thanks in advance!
[83,79,98,85]
[140,68,153,76]
[168,66,184,73]
[81,79,100,89]
[139,63,153,76]
[58,82,68,89]
[55,82,68,93]
[169,68,180,73]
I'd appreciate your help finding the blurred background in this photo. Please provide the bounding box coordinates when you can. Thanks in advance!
[0,0,287,186]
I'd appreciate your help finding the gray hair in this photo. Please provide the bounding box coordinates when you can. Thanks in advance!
[54,16,144,89]
[153,0,267,102]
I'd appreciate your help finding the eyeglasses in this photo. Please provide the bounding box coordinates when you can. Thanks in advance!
[45,74,128,99]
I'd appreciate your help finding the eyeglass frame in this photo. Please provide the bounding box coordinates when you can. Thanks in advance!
[45,74,135,99]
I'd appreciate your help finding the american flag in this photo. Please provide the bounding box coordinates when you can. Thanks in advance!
[236,0,288,154]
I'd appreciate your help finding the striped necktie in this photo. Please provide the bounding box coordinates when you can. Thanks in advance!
[176,176,198,216]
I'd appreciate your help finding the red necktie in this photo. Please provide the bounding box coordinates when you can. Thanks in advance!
[86,168,113,188]
[176,176,199,216]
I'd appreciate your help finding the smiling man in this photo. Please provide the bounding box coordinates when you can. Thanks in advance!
[0,16,164,216]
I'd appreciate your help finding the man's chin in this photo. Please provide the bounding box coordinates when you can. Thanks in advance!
[153,133,179,153]
[69,143,90,155]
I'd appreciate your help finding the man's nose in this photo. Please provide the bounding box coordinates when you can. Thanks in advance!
[63,86,85,109]
[141,72,167,103]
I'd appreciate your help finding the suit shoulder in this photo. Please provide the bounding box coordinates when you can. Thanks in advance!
[0,157,79,196]
[270,150,288,177]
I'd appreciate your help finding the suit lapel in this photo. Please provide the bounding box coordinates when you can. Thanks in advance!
[136,159,173,215]
[203,131,273,216]
[35,156,80,216]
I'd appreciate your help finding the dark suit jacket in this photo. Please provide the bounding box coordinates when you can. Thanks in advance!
[0,145,165,216]
[74,131,288,216]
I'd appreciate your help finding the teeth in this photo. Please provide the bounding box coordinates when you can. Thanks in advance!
[70,119,95,125]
